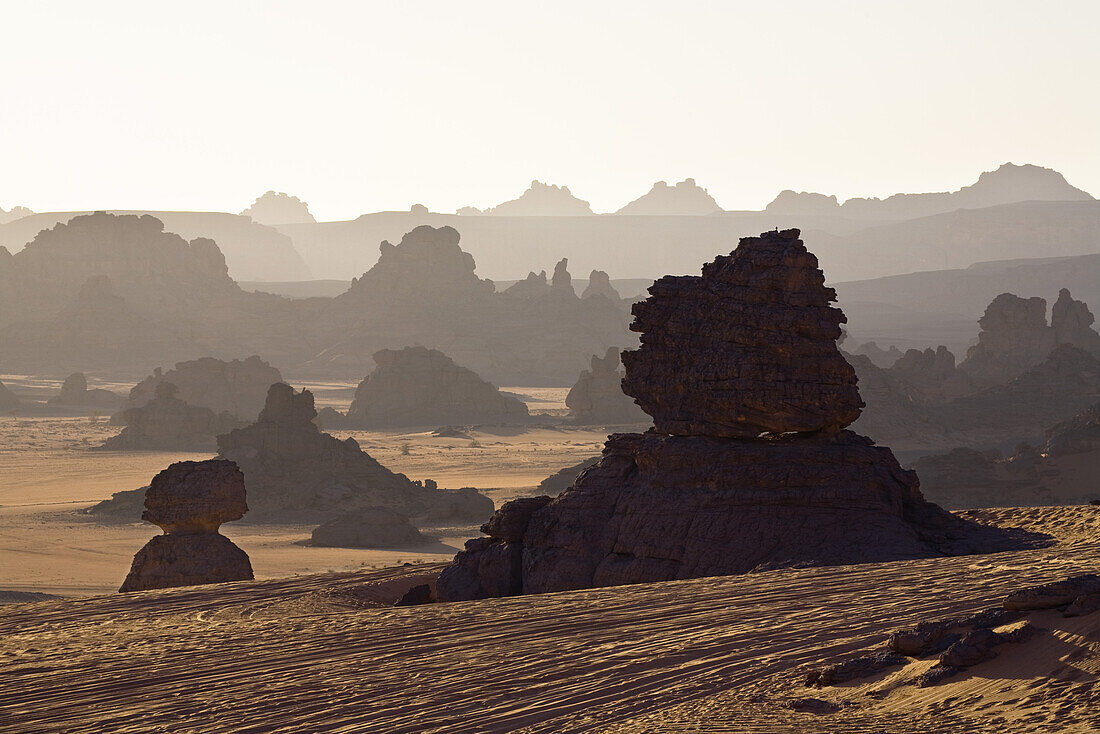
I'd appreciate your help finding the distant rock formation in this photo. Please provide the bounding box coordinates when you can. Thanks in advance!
[122,356,282,422]
[765,163,1094,220]
[309,507,429,548]
[850,341,905,368]
[888,347,974,403]
[536,456,601,496]
[0,204,33,225]
[344,347,529,428]
[914,403,1100,508]
[46,373,123,411]
[616,179,722,215]
[0,380,23,413]
[580,270,621,301]
[485,181,593,216]
[565,348,648,425]
[216,383,495,523]
[96,382,242,451]
[438,229,1017,601]
[502,258,577,300]
[241,191,316,225]
[119,459,253,592]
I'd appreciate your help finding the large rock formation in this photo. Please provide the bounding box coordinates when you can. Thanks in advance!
[215,383,494,524]
[483,181,593,216]
[0,204,34,225]
[97,382,242,451]
[438,229,1021,601]
[565,348,649,425]
[580,270,622,301]
[615,179,722,215]
[241,191,316,225]
[621,229,863,438]
[121,356,283,422]
[309,507,429,548]
[119,459,253,592]
[46,372,123,412]
[344,347,529,428]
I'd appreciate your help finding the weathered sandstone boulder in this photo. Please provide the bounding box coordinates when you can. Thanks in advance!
[565,348,649,425]
[621,229,863,438]
[96,382,242,451]
[121,356,282,422]
[309,507,429,548]
[216,383,494,524]
[438,230,1028,601]
[344,347,529,428]
[119,459,253,592]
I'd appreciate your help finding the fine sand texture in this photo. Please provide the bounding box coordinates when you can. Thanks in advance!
[3,536,1100,733]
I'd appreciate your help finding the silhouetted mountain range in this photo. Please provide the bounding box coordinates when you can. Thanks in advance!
[241,191,316,225]
[615,179,722,215]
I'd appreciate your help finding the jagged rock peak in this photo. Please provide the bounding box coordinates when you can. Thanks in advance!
[241,191,316,225]
[616,178,722,215]
[0,204,34,224]
[551,258,573,292]
[485,181,593,216]
[621,228,863,438]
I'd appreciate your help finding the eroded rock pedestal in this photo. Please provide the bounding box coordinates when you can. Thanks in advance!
[120,459,253,592]
[438,229,1028,601]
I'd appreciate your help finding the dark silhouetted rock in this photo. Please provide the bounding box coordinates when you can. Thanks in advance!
[344,347,529,428]
[121,356,283,422]
[581,270,621,301]
[216,383,494,524]
[46,372,123,411]
[616,179,722,215]
[485,181,593,216]
[849,341,904,368]
[961,293,1057,387]
[536,456,601,495]
[96,382,243,451]
[241,191,316,225]
[1052,288,1100,355]
[621,229,863,438]
[565,348,649,425]
[309,507,429,548]
[119,459,253,592]
[394,583,434,606]
[0,380,24,413]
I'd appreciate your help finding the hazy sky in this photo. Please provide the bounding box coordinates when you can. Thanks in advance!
[3,1,1098,220]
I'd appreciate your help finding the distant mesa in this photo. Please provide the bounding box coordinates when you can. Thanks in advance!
[565,347,649,425]
[241,191,316,225]
[438,229,1030,601]
[482,181,593,216]
[309,507,430,549]
[96,382,243,451]
[121,356,283,423]
[119,459,253,592]
[766,163,1094,220]
[343,347,530,429]
[46,372,123,412]
[0,204,34,225]
[615,178,722,215]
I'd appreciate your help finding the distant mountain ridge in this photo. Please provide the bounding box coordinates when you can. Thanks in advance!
[615,179,722,215]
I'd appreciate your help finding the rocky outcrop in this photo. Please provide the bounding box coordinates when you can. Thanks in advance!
[537,457,601,495]
[344,347,529,428]
[581,270,621,301]
[484,181,593,216]
[438,229,1021,601]
[615,179,722,215]
[1052,288,1100,355]
[565,348,648,425]
[46,372,123,411]
[241,191,316,225]
[121,356,282,422]
[119,459,253,592]
[621,229,863,438]
[0,204,34,225]
[97,382,242,451]
[0,380,23,413]
[215,383,495,524]
[888,347,974,403]
[309,507,429,548]
[849,341,904,369]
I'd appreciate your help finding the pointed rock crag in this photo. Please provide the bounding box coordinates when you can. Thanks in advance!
[119,459,253,592]
[622,229,863,437]
[438,229,1035,601]
[344,347,529,428]
[565,348,648,425]
[216,383,494,524]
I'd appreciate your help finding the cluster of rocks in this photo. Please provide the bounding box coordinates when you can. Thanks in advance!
[341,347,529,428]
[807,573,1100,689]
[437,229,1027,601]
[121,356,282,422]
[119,459,253,592]
[96,382,243,451]
[565,348,648,425]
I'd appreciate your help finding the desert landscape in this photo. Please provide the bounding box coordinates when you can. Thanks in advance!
[3,3,1100,733]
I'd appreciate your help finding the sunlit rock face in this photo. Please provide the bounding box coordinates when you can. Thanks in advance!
[438,230,1036,601]
[119,459,253,592]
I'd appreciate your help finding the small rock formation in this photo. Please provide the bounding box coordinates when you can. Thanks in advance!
[1052,288,1100,355]
[309,507,429,548]
[0,204,34,224]
[765,190,841,216]
[484,181,593,216]
[565,348,649,425]
[0,380,24,413]
[438,229,1022,601]
[394,583,434,606]
[216,383,494,523]
[97,383,242,451]
[344,347,530,428]
[119,459,253,592]
[46,372,123,411]
[616,179,722,215]
[536,456,601,495]
[121,356,283,422]
[241,191,316,225]
[850,341,904,368]
[580,270,621,301]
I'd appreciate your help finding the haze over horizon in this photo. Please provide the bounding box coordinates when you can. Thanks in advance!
[3,0,1098,220]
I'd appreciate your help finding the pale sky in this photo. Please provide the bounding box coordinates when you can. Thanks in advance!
[2,1,1098,220]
